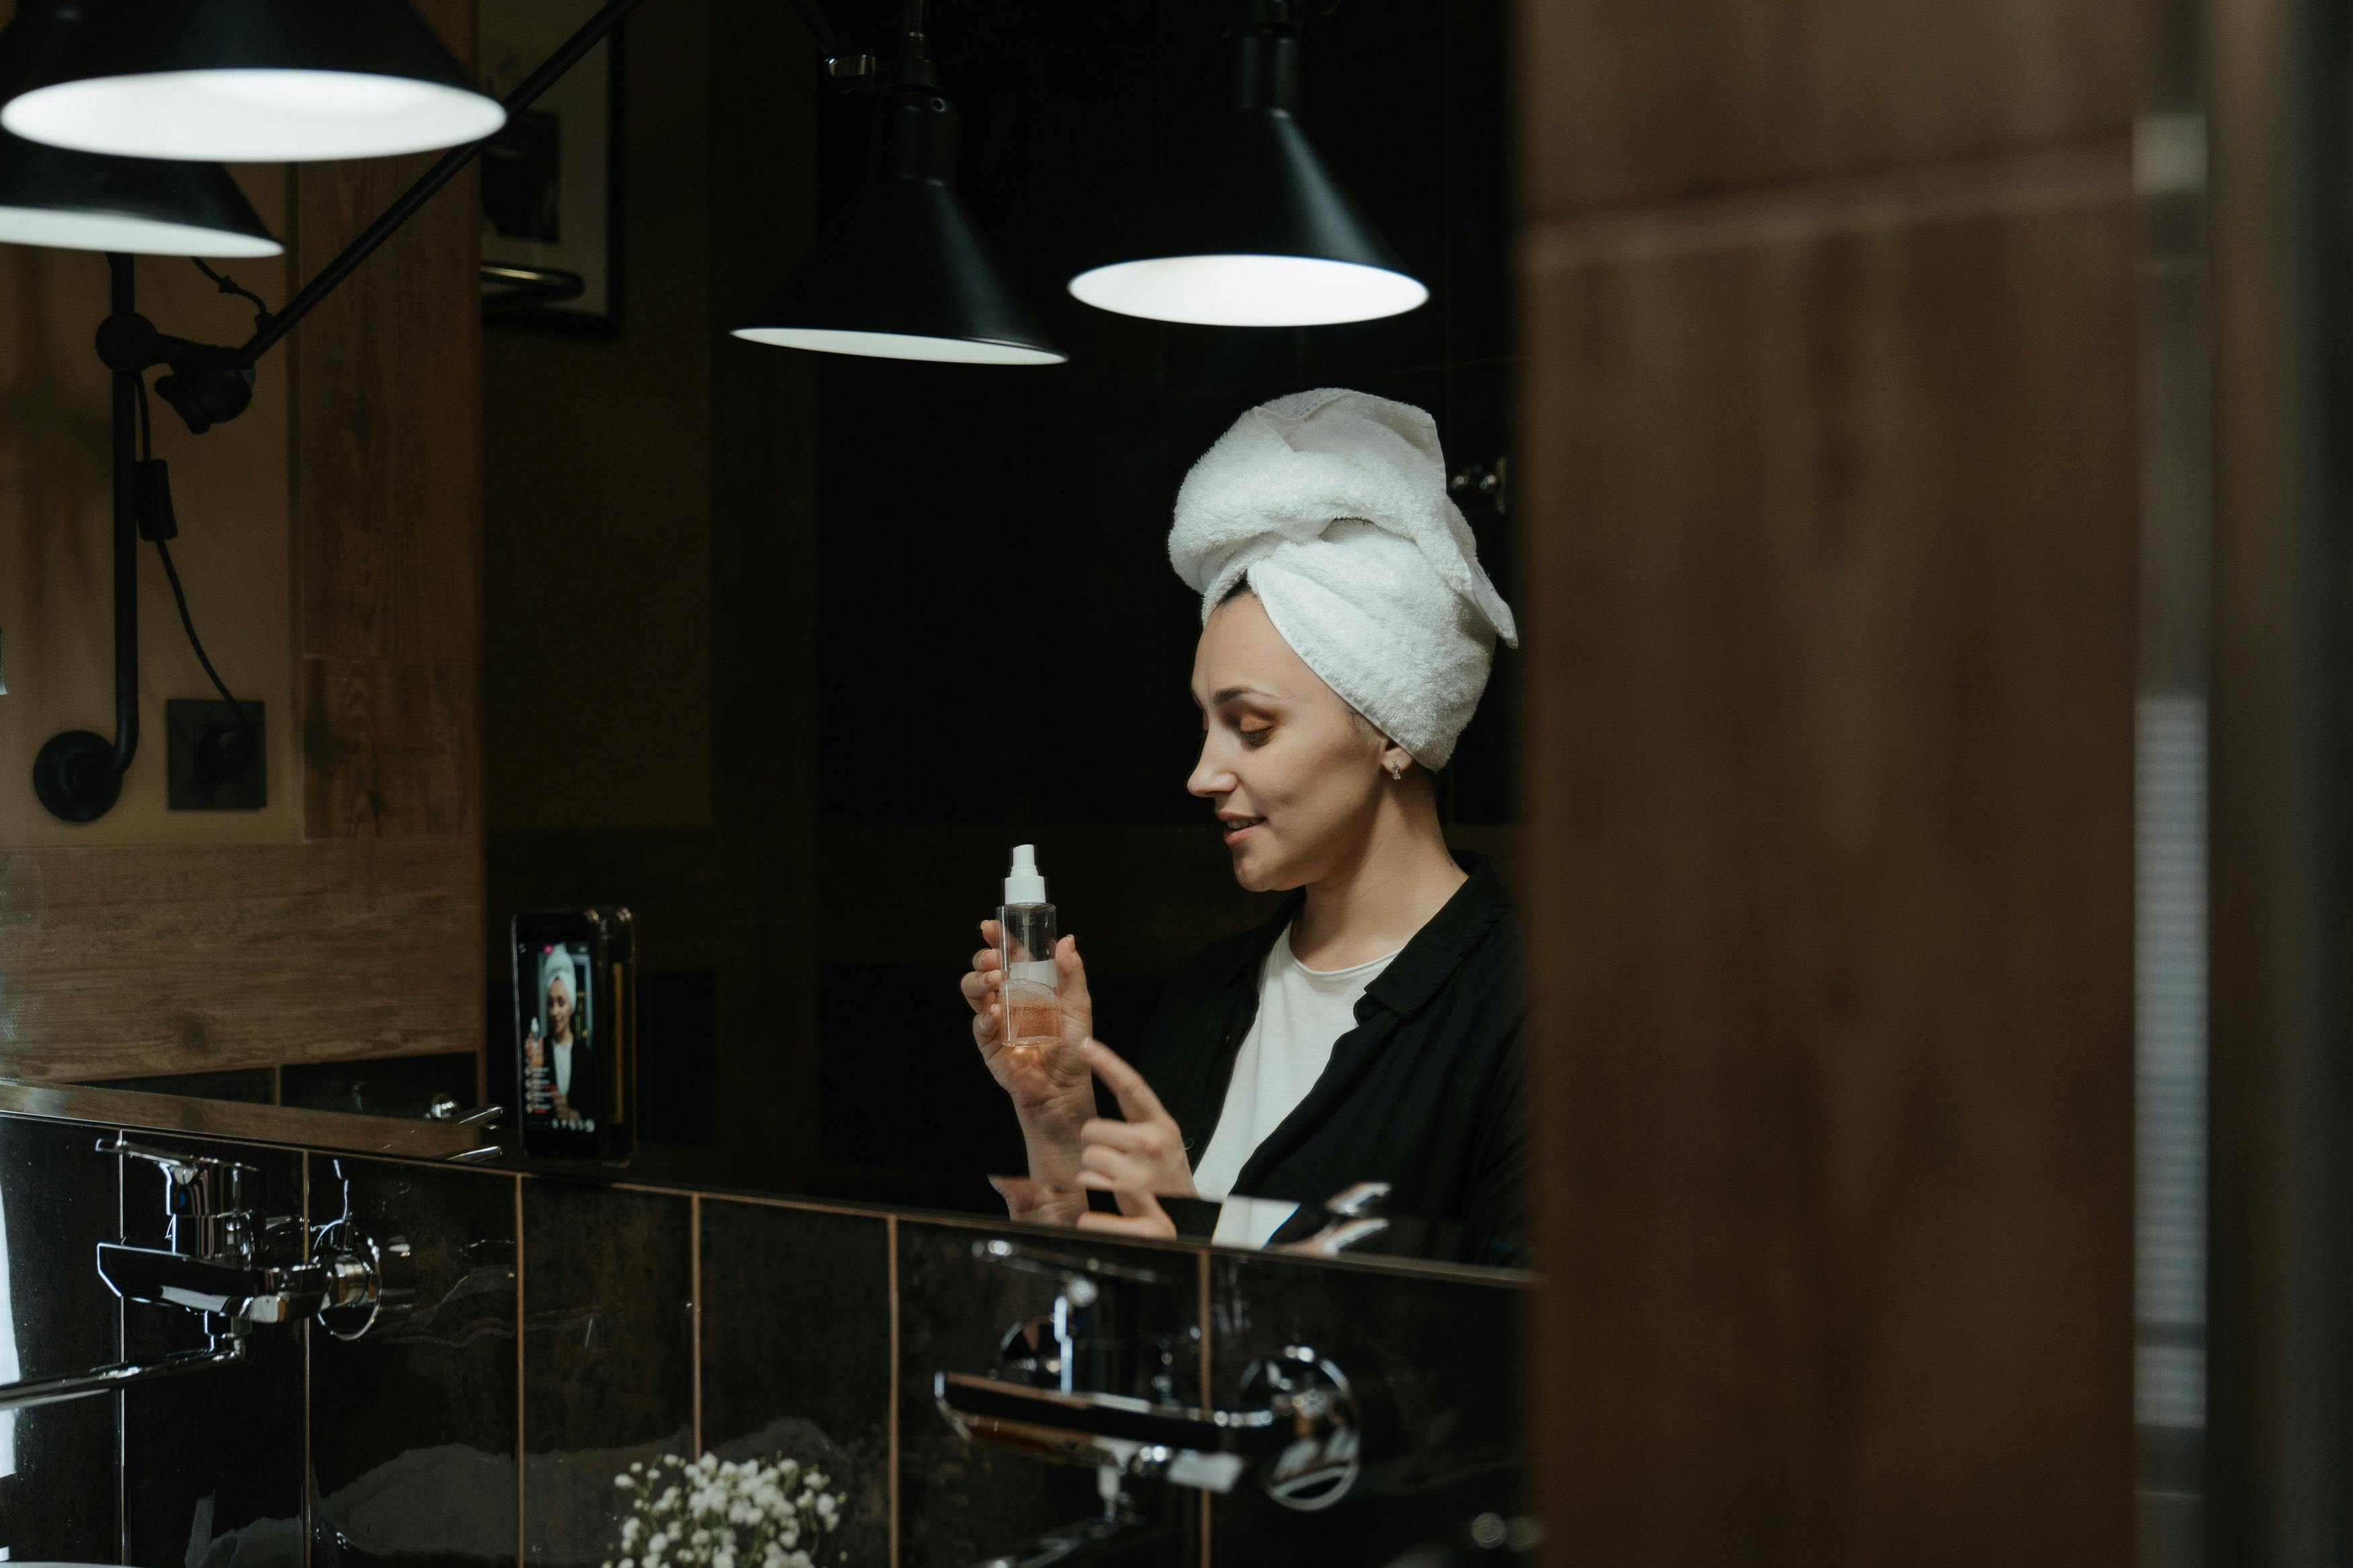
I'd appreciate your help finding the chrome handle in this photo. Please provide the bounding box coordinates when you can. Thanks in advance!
[425,1096,505,1129]
[102,1134,259,1262]
[936,1344,1360,1508]
[1271,1180,1393,1258]
[1322,1180,1390,1219]
[104,1134,253,1188]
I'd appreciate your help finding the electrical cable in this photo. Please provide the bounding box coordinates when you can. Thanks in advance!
[134,372,258,749]
[190,257,274,333]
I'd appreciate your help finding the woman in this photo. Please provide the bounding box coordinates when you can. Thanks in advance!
[540,949,594,1128]
[963,388,1525,1250]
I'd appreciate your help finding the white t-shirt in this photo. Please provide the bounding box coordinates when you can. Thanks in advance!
[553,1039,573,1098]
[1193,923,1397,1246]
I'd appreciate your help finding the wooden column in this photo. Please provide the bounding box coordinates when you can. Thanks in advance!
[284,0,487,1061]
[0,0,486,1079]
[1519,3,2140,1561]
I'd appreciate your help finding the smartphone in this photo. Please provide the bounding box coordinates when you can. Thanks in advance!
[511,907,636,1164]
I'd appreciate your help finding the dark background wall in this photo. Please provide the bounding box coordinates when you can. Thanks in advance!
[483,0,1521,1208]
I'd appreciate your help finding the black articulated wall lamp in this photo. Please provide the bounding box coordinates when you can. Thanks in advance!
[732,6,1064,364]
[0,0,1047,822]
[1067,0,1425,327]
[0,0,506,162]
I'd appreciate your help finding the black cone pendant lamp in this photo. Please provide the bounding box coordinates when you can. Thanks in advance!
[0,132,281,255]
[1,0,506,163]
[0,7,281,255]
[734,36,1062,366]
[1068,1,1425,327]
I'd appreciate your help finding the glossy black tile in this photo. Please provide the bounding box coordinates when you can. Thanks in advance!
[1205,1253,1527,1568]
[698,1198,891,1566]
[120,1135,307,1568]
[309,1155,519,1568]
[818,964,1027,1179]
[0,1117,120,1560]
[1439,359,1520,825]
[1297,0,1450,381]
[522,1179,694,1568]
[90,1067,279,1103]
[896,1219,1199,1568]
[282,1053,484,1121]
[1161,323,1305,399]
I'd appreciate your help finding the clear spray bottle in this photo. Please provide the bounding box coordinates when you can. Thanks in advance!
[998,843,1061,1051]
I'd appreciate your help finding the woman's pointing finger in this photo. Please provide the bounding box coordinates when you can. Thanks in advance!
[1082,1039,1169,1124]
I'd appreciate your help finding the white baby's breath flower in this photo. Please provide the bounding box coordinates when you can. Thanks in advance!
[612,1449,843,1568]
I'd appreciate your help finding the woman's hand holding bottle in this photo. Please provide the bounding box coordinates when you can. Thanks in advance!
[965,919,1096,1222]
[965,919,1094,1102]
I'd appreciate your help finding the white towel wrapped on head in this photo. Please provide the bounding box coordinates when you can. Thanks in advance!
[1168,387,1518,770]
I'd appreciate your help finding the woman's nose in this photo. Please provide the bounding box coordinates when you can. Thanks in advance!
[1187,739,1233,798]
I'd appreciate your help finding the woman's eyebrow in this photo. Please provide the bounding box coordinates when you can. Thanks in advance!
[1214,684,1276,704]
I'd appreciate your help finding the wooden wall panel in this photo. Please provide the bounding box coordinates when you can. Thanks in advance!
[293,0,483,669]
[1523,185,2137,1562]
[0,843,481,1078]
[1523,0,2135,212]
[302,657,480,839]
[1519,0,2142,1553]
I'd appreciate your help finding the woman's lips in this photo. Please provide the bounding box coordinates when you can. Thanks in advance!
[1221,816,1265,846]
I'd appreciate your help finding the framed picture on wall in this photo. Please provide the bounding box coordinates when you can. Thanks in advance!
[479,0,625,337]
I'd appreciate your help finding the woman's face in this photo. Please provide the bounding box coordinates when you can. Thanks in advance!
[1189,592,1392,892]
[547,976,574,1040]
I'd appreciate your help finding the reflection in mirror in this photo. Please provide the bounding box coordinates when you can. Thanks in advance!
[473,0,1526,1273]
[0,1080,492,1164]
[990,1180,1532,1274]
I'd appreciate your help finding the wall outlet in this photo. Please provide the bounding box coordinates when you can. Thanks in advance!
[167,698,266,810]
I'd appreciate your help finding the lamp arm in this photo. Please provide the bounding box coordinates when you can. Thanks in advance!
[237,0,651,368]
[106,252,138,774]
[235,0,871,370]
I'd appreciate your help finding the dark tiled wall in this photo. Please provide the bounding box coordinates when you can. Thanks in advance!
[815,0,1520,829]
[0,1112,1522,1568]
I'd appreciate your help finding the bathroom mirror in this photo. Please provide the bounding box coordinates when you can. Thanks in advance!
[473,0,1525,1272]
[13,1,1526,1280]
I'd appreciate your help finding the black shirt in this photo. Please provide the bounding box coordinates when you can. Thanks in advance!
[1129,855,1528,1259]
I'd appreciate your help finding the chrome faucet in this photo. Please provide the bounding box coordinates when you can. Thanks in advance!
[937,1235,1370,1567]
[0,1136,415,1411]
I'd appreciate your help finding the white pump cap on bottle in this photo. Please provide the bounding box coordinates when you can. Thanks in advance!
[1004,843,1049,905]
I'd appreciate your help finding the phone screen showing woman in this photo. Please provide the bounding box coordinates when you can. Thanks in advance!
[515,916,605,1157]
